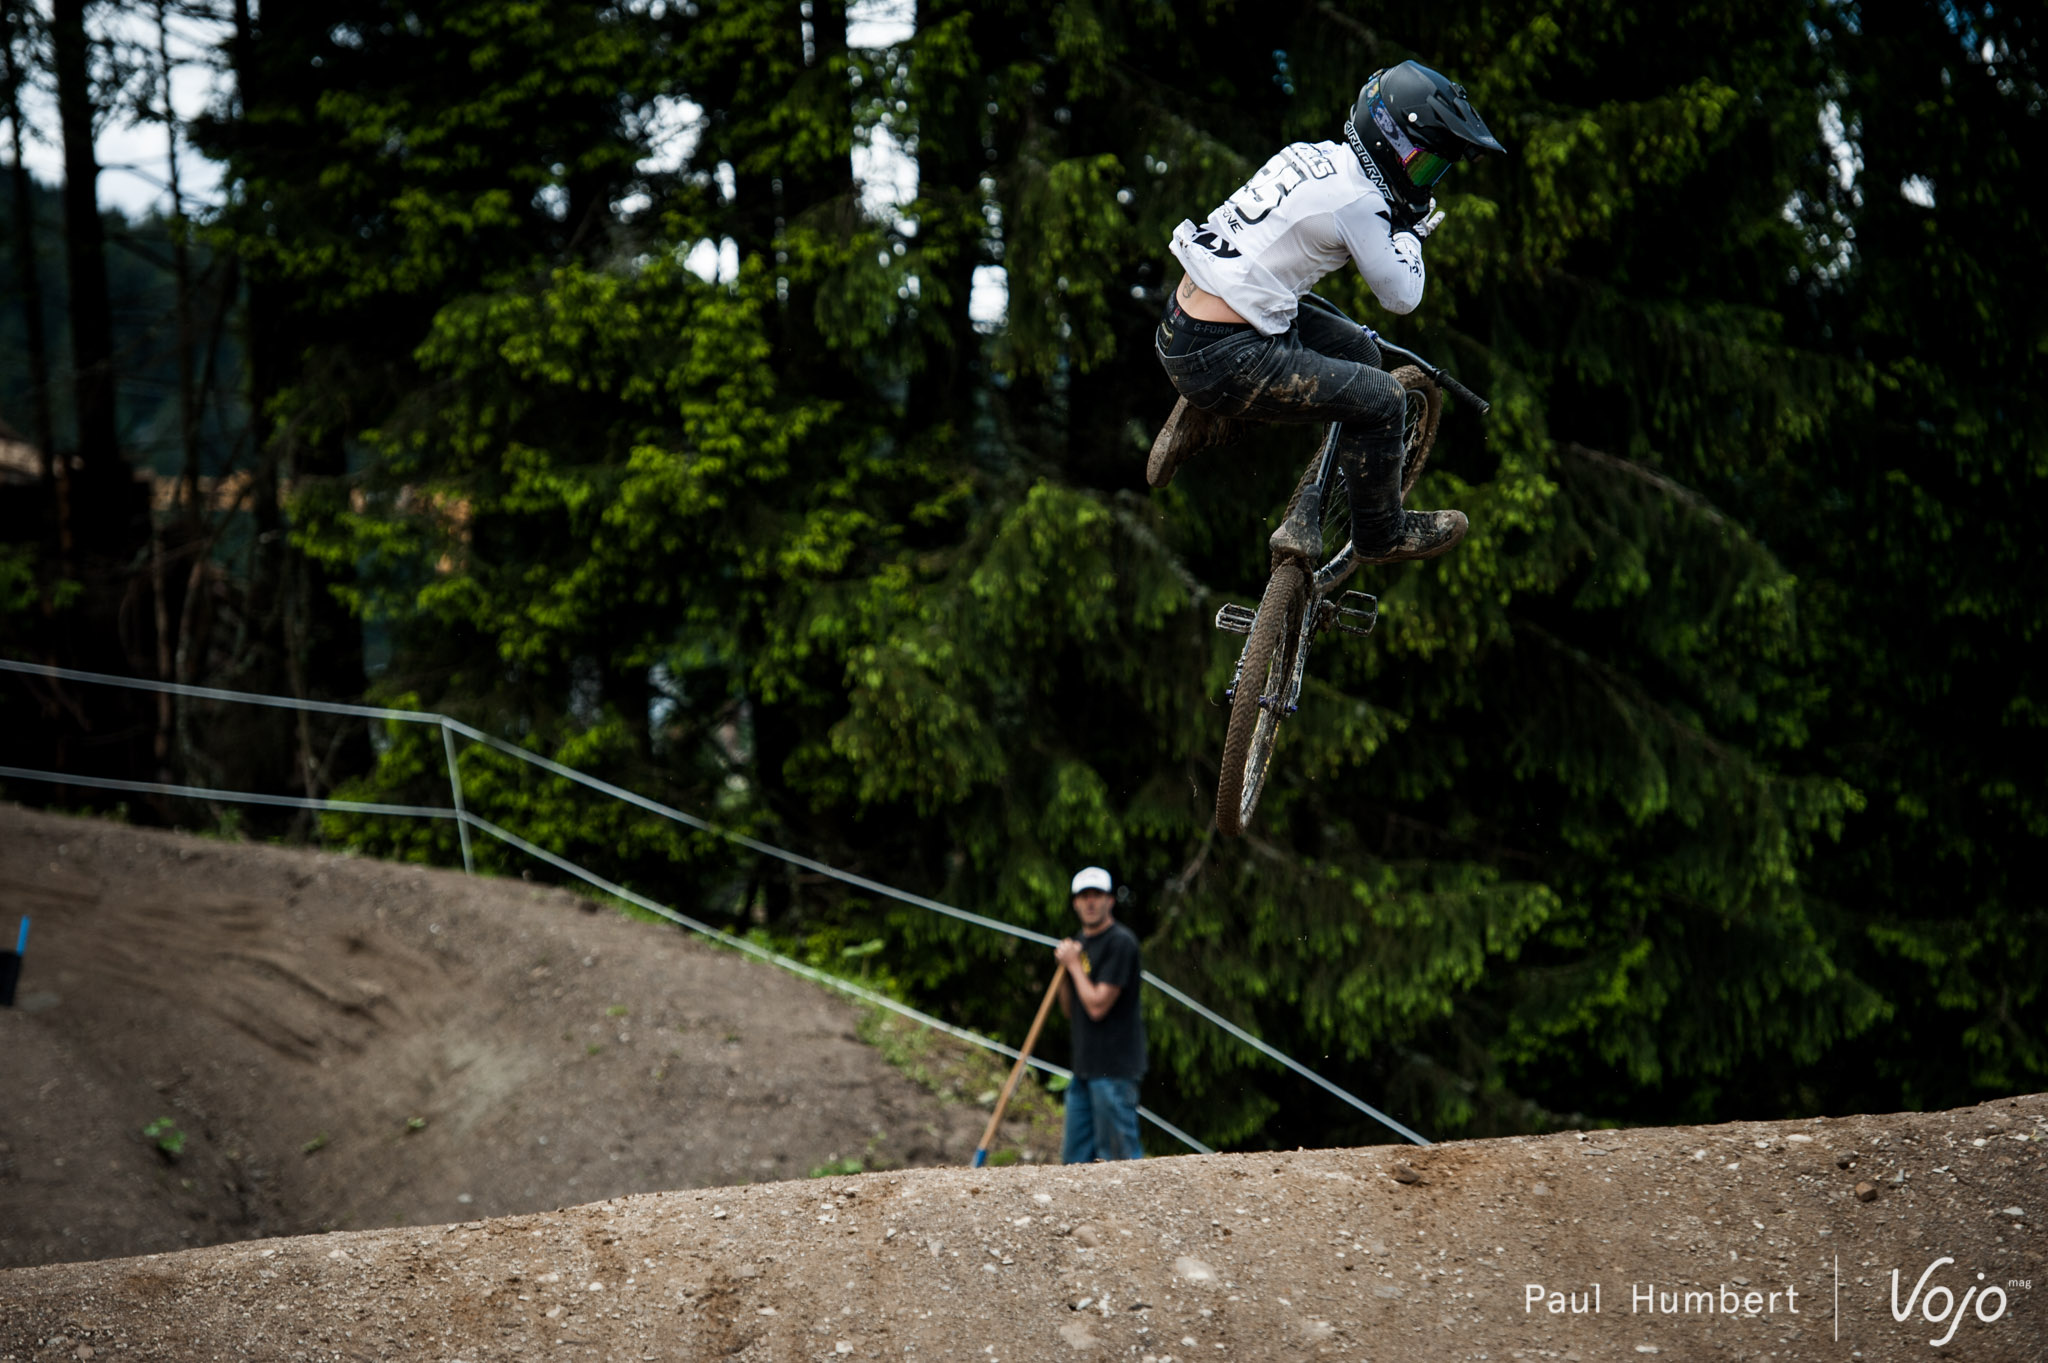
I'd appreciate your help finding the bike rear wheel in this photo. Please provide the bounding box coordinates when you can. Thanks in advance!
[1216,561,1309,837]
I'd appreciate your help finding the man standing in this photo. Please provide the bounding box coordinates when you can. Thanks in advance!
[1055,866,1145,1163]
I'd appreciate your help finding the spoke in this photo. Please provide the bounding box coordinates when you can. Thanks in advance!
[1322,460,1350,557]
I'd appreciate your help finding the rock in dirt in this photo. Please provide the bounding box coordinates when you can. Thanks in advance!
[1058,1318,1102,1350]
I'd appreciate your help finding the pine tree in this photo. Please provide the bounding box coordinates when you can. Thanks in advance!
[240,0,2043,1146]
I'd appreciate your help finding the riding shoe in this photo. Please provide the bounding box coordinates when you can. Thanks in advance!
[1354,508,1468,563]
[1268,483,1325,561]
[1342,449,1467,564]
[1146,397,1239,489]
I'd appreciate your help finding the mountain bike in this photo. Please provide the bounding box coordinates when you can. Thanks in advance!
[1212,294,1490,837]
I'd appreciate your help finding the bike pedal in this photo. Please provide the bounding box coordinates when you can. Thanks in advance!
[1214,602,1257,635]
[1336,590,1379,637]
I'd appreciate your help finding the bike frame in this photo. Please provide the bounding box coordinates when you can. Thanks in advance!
[1212,294,1491,834]
[1293,291,1490,597]
[1271,424,1347,723]
[1303,424,1361,597]
[1233,295,1490,714]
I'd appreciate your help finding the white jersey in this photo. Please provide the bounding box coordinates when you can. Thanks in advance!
[1168,139,1425,335]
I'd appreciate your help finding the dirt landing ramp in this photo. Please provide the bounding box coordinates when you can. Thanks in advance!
[4,1098,2042,1362]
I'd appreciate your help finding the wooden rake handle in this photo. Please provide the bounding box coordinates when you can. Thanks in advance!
[972,963,1066,1167]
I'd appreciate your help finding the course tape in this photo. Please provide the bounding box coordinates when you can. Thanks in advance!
[0,656,436,723]
[440,717,1430,1145]
[1,654,1428,1146]
[0,764,455,821]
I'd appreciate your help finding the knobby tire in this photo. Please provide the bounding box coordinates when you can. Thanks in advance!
[1392,365,1443,499]
[1216,366,1439,836]
[1215,562,1308,838]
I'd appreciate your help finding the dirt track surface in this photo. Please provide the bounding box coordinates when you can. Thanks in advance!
[0,803,1054,1271]
[3,805,2045,1362]
[1,1098,2042,1362]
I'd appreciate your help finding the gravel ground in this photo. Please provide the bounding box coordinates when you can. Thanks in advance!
[3,1096,2041,1359]
[3,804,2043,1362]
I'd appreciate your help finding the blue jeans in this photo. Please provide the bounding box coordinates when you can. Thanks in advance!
[1061,1077,1144,1163]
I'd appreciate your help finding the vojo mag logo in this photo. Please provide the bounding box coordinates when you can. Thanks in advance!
[1888,1255,2015,1349]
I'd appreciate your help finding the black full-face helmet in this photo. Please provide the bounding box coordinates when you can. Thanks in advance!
[1343,60,1505,219]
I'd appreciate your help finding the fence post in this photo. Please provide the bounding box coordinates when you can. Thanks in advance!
[440,720,475,875]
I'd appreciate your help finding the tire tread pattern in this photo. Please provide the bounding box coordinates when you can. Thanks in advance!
[1215,563,1307,837]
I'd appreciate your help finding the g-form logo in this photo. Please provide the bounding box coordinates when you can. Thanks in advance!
[1891,1257,2009,1348]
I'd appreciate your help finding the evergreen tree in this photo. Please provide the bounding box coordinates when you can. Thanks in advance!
[1773,0,2047,1112]
[300,0,1975,1148]
[9,0,2027,1149]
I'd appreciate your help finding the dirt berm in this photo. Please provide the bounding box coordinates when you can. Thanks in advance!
[3,807,2044,1361]
[0,801,1058,1272]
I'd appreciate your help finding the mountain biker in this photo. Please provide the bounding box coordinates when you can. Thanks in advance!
[1148,61,1503,565]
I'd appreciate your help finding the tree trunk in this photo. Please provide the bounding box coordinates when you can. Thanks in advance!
[40,0,153,795]
[906,0,985,435]
[2,4,65,556]
[228,0,283,675]
[49,0,122,493]
[154,0,201,516]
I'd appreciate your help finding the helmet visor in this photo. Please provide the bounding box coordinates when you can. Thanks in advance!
[1367,90,1457,191]
[1401,147,1455,189]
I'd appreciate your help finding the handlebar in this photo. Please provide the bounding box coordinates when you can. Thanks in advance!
[1300,292,1491,416]
[1433,371,1490,416]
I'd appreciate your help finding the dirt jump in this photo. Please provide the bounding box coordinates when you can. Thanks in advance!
[2,803,2043,1362]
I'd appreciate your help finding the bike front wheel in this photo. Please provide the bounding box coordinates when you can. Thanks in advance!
[1391,365,1443,499]
[1216,561,1309,837]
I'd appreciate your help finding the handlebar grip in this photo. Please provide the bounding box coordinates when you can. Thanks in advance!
[1434,371,1490,415]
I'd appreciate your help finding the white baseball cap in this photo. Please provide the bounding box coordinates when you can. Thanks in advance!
[1070,866,1114,895]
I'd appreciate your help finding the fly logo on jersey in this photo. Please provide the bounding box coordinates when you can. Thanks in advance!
[1187,225,1241,259]
[1216,143,1338,236]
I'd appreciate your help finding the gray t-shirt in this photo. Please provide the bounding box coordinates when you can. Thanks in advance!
[1168,138,1426,335]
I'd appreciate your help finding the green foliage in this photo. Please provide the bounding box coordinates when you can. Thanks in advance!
[1767,0,2048,1108]
[142,1117,186,1159]
[856,1006,1065,1156]
[187,0,2041,1151]
[0,544,41,619]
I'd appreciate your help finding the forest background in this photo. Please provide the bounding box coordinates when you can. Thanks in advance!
[2,0,2042,1152]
